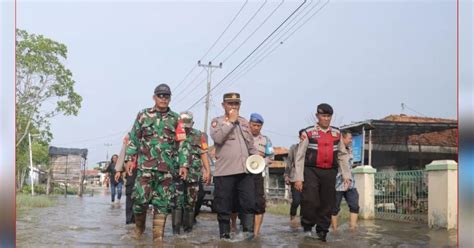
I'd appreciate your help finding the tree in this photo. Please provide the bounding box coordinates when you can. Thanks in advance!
[16,29,82,188]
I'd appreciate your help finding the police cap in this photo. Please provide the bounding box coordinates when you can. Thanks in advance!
[316,103,333,115]
[154,83,172,96]
[223,92,241,103]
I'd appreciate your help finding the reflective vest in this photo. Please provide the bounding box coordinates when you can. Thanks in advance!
[304,126,341,169]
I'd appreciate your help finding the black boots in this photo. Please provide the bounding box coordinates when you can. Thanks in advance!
[317,231,327,242]
[219,221,231,239]
[183,208,195,233]
[241,213,255,233]
[171,208,183,235]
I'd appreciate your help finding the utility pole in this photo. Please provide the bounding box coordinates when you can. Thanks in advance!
[28,132,34,196]
[28,132,40,196]
[198,60,222,134]
[104,143,112,162]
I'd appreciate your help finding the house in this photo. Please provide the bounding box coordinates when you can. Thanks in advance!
[341,114,457,171]
[49,146,88,196]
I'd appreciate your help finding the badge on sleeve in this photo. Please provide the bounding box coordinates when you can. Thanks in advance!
[331,130,338,138]
[211,120,218,128]
[201,135,208,151]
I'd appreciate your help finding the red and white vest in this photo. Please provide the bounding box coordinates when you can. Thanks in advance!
[304,125,341,169]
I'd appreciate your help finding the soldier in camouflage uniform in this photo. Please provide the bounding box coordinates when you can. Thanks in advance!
[171,111,211,234]
[124,83,190,242]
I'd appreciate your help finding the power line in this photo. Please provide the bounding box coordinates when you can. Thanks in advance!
[222,0,285,63]
[216,0,322,94]
[225,0,316,74]
[224,0,330,88]
[186,0,309,111]
[173,1,249,92]
[211,0,268,62]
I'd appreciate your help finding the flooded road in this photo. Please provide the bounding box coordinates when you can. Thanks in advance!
[17,189,456,247]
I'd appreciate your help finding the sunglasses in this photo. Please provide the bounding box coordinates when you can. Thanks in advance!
[156,94,171,99]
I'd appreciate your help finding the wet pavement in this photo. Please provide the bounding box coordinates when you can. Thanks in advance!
[17,188,457,247]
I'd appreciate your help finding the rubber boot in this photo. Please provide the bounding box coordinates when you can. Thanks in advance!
[218,221,231,239]
[134,211,147,239]
[183,208,195,233]
[152,212,167,242]
[241,213,255,240]
[171,208,183,235]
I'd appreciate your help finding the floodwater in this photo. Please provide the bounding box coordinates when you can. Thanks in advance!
[17,188,457,247]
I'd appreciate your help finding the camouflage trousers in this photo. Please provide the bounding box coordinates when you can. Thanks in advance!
[173,180,199,210]
[132,168,176,214]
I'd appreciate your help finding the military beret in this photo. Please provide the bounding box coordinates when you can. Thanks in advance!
[154,83,172,95]
[249,113,264,124]
[317,103,333,115]
[223,92,241,102]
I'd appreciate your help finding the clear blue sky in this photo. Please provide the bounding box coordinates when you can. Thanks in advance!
[16,0,463,167]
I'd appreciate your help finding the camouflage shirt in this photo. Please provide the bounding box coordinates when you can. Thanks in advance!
[185,128,208,182]
[125,106,189,172]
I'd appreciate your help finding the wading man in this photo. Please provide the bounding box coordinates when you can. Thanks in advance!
[294,103,350,242]
[171,111,211,234]
[210,92,257,240]
[124,83,189,243]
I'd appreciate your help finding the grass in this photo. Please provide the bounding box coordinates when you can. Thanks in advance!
[266,200,351,221]
[16,193,55,211]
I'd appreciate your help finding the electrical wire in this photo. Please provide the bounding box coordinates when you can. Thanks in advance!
[186,0,309,111]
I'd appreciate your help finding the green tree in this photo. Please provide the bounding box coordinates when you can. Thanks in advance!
[16,29,82,188]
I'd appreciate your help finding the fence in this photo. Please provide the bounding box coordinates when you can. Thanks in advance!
[374,170,428,222]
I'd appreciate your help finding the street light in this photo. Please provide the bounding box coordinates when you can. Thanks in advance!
[28,132,40,196]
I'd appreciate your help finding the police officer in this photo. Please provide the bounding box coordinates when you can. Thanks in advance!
[283,129,306,224]
[294,103,350,242]
[230,113,273,235]
[246,113,274,237]
[171,111,211,234]
[124,83,190,242]
[210,92,257,239]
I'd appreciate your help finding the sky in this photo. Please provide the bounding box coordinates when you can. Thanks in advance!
[15,0,465,167]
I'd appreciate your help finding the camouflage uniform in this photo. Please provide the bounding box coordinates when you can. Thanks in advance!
[175,128,208,210]
[125,106,189,214]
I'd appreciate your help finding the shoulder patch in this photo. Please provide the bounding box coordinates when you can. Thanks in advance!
[211,120,218,128]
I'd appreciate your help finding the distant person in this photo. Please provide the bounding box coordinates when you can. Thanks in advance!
[210,92,257,239]
[331,131,359,231]
[123,83,189,242]
[294,103,351,242]
[284,129,305,224]
[104,154,123,203]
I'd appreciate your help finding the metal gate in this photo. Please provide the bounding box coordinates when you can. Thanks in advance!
[374,170,428,222]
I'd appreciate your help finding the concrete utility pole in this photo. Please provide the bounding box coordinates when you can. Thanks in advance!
[104,143,112,162]
[198,60,222,134]
[28,132,34,196]
[28,132,40,196]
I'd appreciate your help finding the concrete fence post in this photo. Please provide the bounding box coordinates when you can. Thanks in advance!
[352,165,377,219]
[425,160,458,230]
